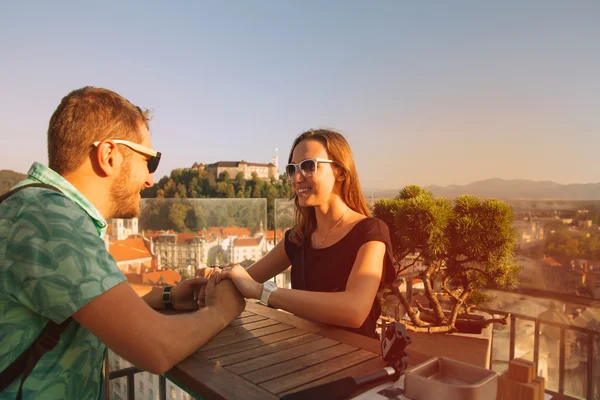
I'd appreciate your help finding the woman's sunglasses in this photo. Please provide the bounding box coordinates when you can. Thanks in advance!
[285,158,333,179]
[93,139,161,173]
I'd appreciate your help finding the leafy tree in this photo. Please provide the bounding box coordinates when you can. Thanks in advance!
[218,171,231,182]
[168,202,191,232]
[373,185,519,333]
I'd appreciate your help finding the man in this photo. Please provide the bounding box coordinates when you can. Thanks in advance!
[0,87,245,399]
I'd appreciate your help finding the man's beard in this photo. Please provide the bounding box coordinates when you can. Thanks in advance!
[109,161,141,219]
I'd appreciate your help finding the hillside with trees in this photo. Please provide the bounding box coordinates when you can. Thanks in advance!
[141,168,293,230]
[0,170,26,193]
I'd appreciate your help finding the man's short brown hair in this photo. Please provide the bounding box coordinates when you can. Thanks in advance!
[48,86,151,175]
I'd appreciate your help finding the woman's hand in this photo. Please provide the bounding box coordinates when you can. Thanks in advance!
[217,265,263,300]
[194,267,218,307]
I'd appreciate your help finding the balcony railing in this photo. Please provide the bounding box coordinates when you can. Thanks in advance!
[482,307,599,400]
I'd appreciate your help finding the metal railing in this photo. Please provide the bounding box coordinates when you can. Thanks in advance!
[107,367,167,400]
[482,307,598,400]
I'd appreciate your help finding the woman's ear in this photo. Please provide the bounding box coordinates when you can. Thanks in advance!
[334,166,346,182]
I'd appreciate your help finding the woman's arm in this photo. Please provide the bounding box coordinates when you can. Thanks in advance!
[195,239,291,307]
[219,240,386,328]
[246,239,291,283]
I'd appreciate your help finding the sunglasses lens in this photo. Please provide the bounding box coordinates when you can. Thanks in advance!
[300,159,316,176]
[147,153,161,173]
[285,164,296,179]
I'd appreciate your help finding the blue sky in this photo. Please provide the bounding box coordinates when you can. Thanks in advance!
[1,1,598,190]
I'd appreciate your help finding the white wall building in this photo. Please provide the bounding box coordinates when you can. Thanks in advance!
[229,236,267,264]
[111,218,139,241]
[152,233,221,269]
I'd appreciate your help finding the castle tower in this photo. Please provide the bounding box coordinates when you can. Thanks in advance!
[271,148,279,177]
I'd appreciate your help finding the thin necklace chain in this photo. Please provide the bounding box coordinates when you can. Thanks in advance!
[313,207,350,249]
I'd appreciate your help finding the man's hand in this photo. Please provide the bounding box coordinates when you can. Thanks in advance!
[195,267,218,308]
[170,278,206,311]
[205,272,245,327]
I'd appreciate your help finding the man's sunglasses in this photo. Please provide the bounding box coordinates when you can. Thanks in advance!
[285,158,333,179]
[93,139,161,173]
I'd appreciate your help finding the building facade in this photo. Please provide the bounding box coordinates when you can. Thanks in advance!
[192,160,278,180]
[229,236,267,264]
[110,218,139,240]
[151,233,221,269]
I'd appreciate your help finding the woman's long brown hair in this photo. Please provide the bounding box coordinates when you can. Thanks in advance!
[288,129,370,245]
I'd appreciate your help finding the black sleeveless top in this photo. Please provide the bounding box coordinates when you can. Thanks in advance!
[284,217,395,338]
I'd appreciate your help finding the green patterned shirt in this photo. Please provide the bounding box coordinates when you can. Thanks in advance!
[0,162,126,399]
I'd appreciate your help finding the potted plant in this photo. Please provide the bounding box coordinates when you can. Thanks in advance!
[373,186,519,366]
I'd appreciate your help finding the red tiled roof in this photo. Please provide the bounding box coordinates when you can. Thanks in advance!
[222,227,252,237]
[234,238,262,247]
[543,256,562,267]
[109,238,152,262]
[266,229,285,241]
[143,270,181,286]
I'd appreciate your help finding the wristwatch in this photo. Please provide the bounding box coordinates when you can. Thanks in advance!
[260,281,278,306]
[162,286,174,310]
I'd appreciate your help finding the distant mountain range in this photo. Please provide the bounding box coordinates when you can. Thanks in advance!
[367,178,600,200]
[0,170,26,193]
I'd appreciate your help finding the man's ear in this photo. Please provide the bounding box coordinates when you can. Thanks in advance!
[93,141,123,177]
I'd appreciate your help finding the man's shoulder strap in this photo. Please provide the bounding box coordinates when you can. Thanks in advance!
[0,183,62,204]
[0,182,70,398]
[0,317,74,396]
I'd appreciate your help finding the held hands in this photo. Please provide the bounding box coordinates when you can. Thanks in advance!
[215,265,263,300]
[205,272,246,327]
[195,265,263,306]
[169,277,207,311]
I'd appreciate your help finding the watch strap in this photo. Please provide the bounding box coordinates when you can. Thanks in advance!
[162,286,174,310]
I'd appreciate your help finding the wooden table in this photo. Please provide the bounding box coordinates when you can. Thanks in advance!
[166,301,429,400]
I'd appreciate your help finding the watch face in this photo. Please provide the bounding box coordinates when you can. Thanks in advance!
[264,281,277,291]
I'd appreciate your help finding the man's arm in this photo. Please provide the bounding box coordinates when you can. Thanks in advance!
[73,275,244,375]
[141,278,203,311]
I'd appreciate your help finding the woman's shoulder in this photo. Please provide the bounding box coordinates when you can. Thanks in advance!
[353,217,391,236]
[344,217,392,248]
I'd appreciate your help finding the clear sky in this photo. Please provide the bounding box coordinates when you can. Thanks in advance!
[1,1,598,190]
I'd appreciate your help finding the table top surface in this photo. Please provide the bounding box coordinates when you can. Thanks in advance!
[166,301,429,400]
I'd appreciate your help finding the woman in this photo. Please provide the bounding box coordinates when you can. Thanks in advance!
[214,129,394,338]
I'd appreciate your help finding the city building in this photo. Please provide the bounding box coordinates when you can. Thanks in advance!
[513,219,544,249]
[229,236,267,264]
[266,229,285,251]
[191,159,278,180]
[571,259,600,296]
[150,231,221,270]
[110,217,139,240]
